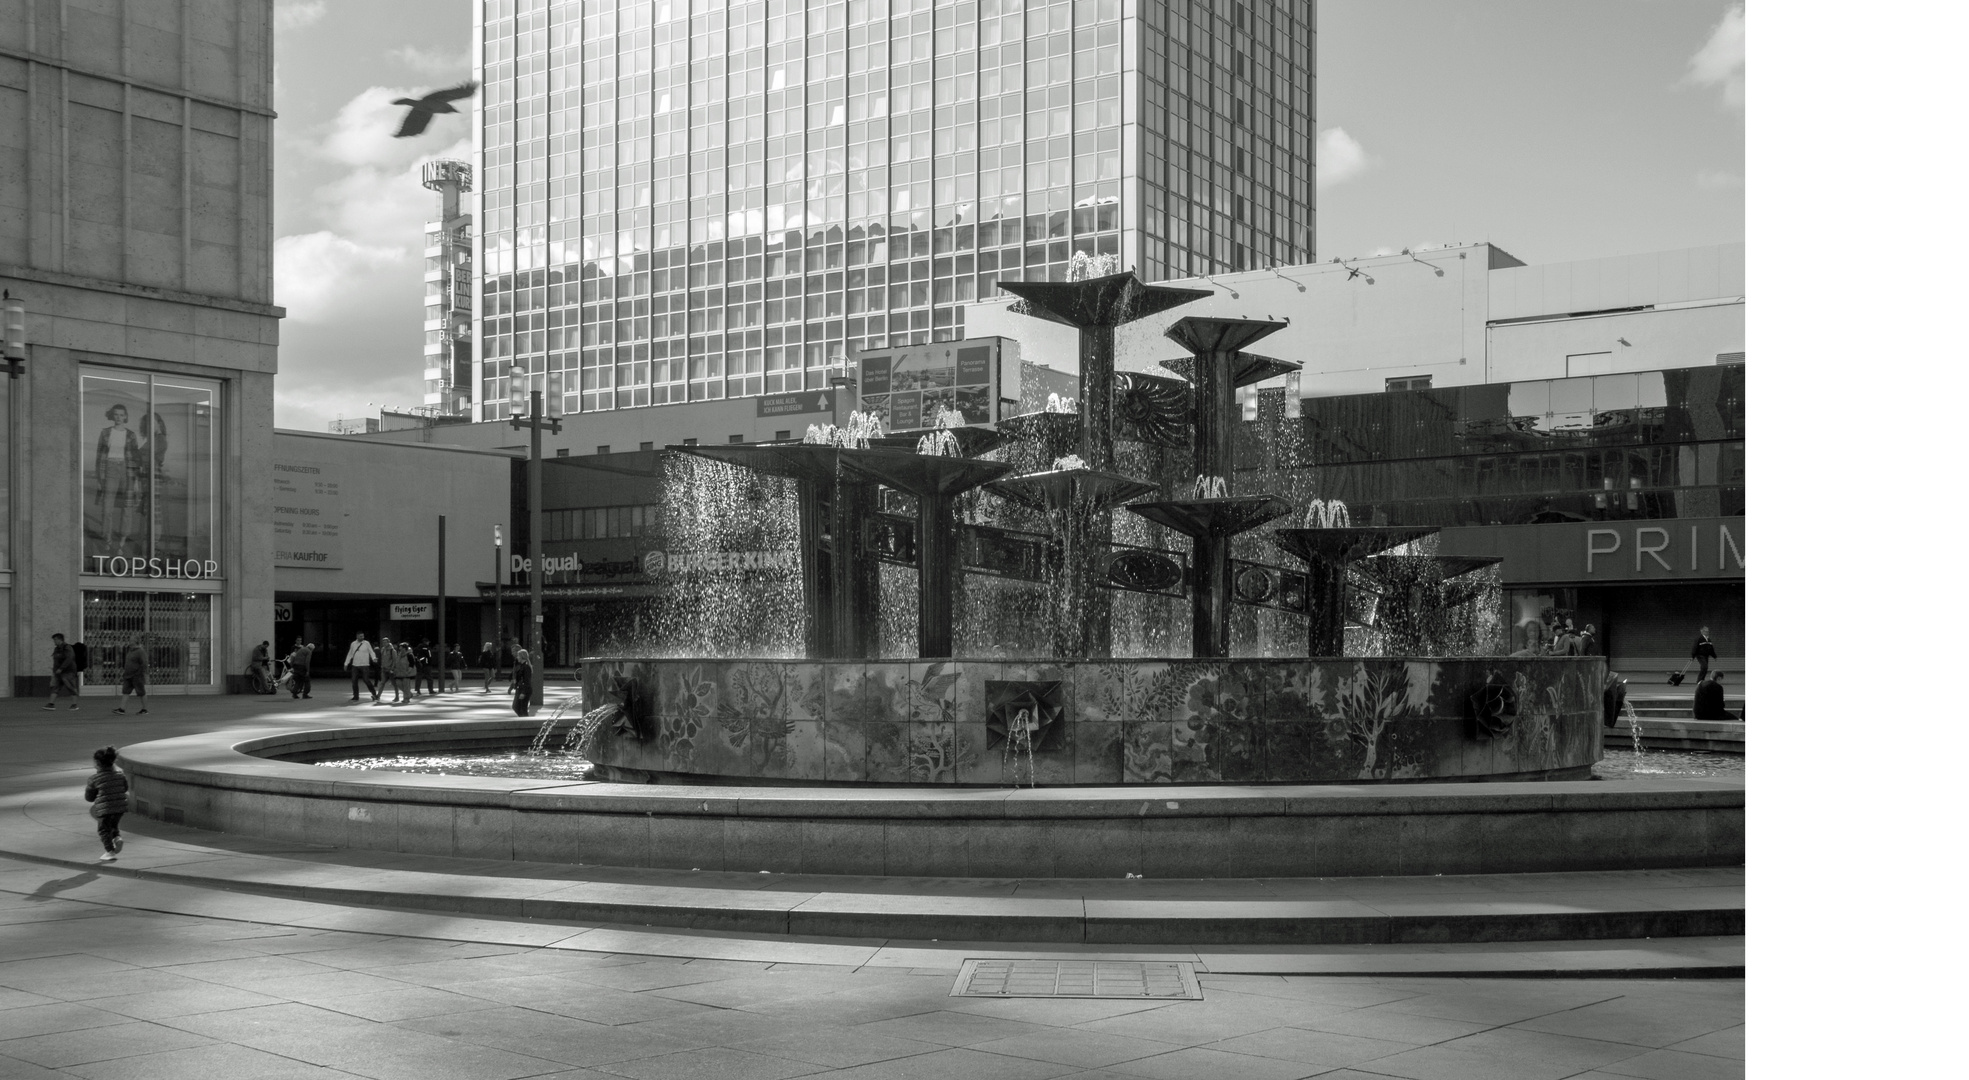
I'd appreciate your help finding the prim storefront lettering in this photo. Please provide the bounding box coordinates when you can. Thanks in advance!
[1585,523,1745,575]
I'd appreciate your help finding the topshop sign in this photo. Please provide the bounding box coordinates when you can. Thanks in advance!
[90,555,221,579]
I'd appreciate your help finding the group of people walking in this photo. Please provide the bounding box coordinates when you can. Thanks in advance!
[42,632,151,714]
[342,634,538,715]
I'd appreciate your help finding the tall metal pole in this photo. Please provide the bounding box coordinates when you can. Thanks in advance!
[436,514,447,691]
[528,388,545,710]
[493,524,503,683]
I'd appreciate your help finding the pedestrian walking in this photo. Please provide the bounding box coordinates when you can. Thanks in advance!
[344,633,378,701]
[44,633,81,711]
[114,639,148,715]
[511,647,534,717]
[1691,626,1718,680]
[287,638,314,699]
[477,640,500,692]
[413,639,439,696]
[445,643,465,691]
[378,638,406,703]
[84,746,129,862]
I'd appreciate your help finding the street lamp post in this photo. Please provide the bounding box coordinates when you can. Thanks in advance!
[509,368,560,711]
[492,523,504,685]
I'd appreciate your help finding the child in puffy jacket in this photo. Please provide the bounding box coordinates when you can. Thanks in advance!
[84,746,129,862]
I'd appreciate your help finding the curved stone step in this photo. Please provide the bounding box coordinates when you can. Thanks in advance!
[0,784,1743,948]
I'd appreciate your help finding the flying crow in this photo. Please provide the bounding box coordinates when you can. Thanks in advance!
[392,82,478,138]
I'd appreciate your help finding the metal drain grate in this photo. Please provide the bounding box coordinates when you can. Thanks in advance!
[952,959,1201,1000]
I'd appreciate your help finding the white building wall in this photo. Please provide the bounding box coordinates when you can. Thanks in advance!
[961,241,1745,400]
[966,243,1499,398]
[1487,302,1745,383]
[1486,243,1744,320]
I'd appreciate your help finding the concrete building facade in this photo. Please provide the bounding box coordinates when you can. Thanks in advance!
[0,0,280,696]
[272,431,515,675]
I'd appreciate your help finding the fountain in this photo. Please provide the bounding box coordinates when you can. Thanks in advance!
[573,269,1606,788]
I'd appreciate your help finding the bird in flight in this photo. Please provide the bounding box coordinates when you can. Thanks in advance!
[392,82,478,138]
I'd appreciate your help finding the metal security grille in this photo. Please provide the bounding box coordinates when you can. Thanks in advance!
[951,960,1201,1000]
[82,590,214,689]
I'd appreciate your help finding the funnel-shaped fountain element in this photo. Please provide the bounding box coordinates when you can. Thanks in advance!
[988,468,1160,514]
[1354,555,1505,654]
[995,410,1082,462]
[986,467,1159,659]
[868,425,1015,458]
[1128,495,1297,658]
[1000,272,1211,472]
[669,443,880,659]
[1159,353,1302,389]
[839,449,1014,659]
[1353,555,1505,586]
[1271,526,1442,656]
[1162,317,1300,484]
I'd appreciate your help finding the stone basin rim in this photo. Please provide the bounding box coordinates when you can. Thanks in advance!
[115,719,1746,822]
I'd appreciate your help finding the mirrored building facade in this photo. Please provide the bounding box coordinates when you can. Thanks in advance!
[469,0,1316,421]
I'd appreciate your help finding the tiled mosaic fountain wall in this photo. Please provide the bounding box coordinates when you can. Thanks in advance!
[581,657,1604,786]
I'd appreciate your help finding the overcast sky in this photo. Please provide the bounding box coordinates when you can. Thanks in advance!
[267,0,1745,433]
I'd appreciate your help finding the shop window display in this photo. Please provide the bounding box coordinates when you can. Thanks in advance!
[81,369,220,577]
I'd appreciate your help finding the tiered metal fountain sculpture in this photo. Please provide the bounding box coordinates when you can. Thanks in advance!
[988,271,1214,656]
[1270,499,1443,656]
[671,419,1011,660]
[1127,316,1302,658]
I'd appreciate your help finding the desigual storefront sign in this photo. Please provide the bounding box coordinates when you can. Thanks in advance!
[1437,517,1745,585]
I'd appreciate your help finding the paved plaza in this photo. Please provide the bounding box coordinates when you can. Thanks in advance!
[0,693,1743,1079]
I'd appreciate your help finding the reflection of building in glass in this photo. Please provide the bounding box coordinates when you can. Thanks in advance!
[1258,364,1745,663]
[469,0,1315,421]
[0,1,277,697]
[423,160,477,415]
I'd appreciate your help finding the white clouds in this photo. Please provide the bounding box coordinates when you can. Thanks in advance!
[391,45,473,77]
[1696,168,1744,190]
[1316,127,1374,191]
[1682,5,1745,111]
[273,231,406,322]
[273,0,325,32]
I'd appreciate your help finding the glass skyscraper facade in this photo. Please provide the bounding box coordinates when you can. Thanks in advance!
[470,0,1315,422]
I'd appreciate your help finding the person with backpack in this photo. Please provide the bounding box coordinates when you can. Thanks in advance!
[44,633,82,711]
[445,643,465,691]
[344,632,378,701]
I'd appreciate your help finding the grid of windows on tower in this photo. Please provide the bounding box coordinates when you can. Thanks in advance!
[471,0,1316,421]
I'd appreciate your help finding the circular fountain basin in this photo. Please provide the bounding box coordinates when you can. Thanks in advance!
[114,715,1743,878]
[580,656,1609,787]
